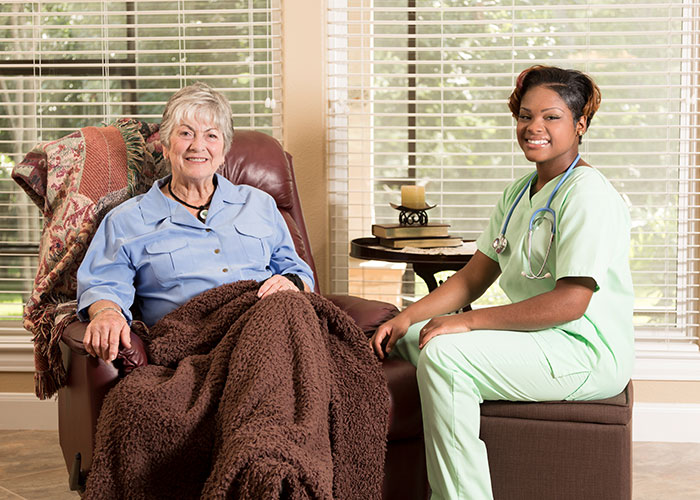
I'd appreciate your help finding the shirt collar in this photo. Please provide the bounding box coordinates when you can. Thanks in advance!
[212,173,248,205]
[204,174,247,221]
[139,174,247,226]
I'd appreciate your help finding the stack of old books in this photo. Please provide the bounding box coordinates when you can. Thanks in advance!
[372,223,462,249]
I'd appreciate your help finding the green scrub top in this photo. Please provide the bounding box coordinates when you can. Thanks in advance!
[475,166,634,381]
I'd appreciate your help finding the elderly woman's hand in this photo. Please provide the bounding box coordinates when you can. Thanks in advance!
[83,301,131,362]
[257,274,302,299]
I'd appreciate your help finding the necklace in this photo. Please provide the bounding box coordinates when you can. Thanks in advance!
[167,180,214,223]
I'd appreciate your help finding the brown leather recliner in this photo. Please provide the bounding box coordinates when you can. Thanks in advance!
[56,129,429,500]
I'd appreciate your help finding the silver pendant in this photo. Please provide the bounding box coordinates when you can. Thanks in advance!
[197,209,208,222]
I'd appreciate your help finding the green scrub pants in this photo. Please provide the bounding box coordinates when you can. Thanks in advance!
[392,320,625,500]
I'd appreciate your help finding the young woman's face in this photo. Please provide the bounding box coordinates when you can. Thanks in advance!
[516,85,586,167]
[163,119,225,185]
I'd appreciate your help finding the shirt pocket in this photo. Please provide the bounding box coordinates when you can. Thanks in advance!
[233,221,272,265]
[144,239,192,283]
[521,214,556,279]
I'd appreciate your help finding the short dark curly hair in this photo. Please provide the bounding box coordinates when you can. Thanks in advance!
[508,65,601,143]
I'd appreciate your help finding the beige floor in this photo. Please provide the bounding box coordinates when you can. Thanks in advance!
[0,431,698,499]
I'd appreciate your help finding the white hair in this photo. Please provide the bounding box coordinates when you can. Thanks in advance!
[160,82,234,155]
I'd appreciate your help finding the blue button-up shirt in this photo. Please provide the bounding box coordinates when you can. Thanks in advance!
[77,174,315,326]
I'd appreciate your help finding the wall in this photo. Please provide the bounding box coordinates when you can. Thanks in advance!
[282,0,328,293]
[0,372,33,393]
[635,380,700,403]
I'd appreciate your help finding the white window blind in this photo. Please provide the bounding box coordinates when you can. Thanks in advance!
[328,0,700,356]
[0,0,282,336]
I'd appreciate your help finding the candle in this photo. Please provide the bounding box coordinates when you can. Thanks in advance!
[401,185,425,209]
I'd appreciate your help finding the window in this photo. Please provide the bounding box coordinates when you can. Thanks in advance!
[0,0,282,336]
[328,0,700,360]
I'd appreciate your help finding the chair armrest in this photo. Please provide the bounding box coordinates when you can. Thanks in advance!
[58,320,149,481]
[61,320,90,355]
[324,294,399,336]
[61,320,148,374]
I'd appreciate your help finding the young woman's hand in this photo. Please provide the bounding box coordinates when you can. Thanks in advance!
[370,314,412,360]
[418,313,471,349]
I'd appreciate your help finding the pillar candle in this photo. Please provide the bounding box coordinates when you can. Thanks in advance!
[401,185,425,209]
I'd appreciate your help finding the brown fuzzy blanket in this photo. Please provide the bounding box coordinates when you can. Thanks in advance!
[84,280,389,500]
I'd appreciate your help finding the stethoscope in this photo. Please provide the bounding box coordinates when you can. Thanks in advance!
[491,153,581,280]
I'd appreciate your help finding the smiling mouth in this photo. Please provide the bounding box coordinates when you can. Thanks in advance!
[527,139,550,145]
[185,157,209,162]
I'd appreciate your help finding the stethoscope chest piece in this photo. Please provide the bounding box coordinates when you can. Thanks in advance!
[492,234,507,254]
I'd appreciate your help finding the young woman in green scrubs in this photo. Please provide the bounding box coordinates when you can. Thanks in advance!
[370,65,634,500]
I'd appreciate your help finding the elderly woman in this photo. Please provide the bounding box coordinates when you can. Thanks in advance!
[73,84,388,499]
[72,83,387,499]
[77,82,314,362]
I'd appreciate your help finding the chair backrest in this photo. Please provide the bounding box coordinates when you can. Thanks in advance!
[219,130,320,292]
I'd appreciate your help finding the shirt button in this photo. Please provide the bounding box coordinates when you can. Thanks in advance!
[206,229,212,233]
[222,268,228,273]
[214,249,220,254]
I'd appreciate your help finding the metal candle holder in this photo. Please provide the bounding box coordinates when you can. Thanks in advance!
[390,202,436,226]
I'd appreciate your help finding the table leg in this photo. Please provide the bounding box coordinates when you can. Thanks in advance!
[413,266,439,292]
[412,262,471,311]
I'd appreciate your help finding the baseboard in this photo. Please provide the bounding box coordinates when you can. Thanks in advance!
[633,402,700,443]
[1,394,699,442]
[0,393,58,430]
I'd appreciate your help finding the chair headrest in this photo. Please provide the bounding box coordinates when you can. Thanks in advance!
[218,130,295,211]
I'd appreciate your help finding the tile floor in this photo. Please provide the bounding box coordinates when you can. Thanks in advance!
[0,430,698,499]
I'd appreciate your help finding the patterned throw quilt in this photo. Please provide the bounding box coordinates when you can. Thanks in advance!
[11,119,169,399]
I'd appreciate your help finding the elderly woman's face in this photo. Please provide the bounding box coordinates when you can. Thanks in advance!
[164,119,225,184]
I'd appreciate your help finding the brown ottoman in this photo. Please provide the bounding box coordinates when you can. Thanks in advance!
[481,382,633,500]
